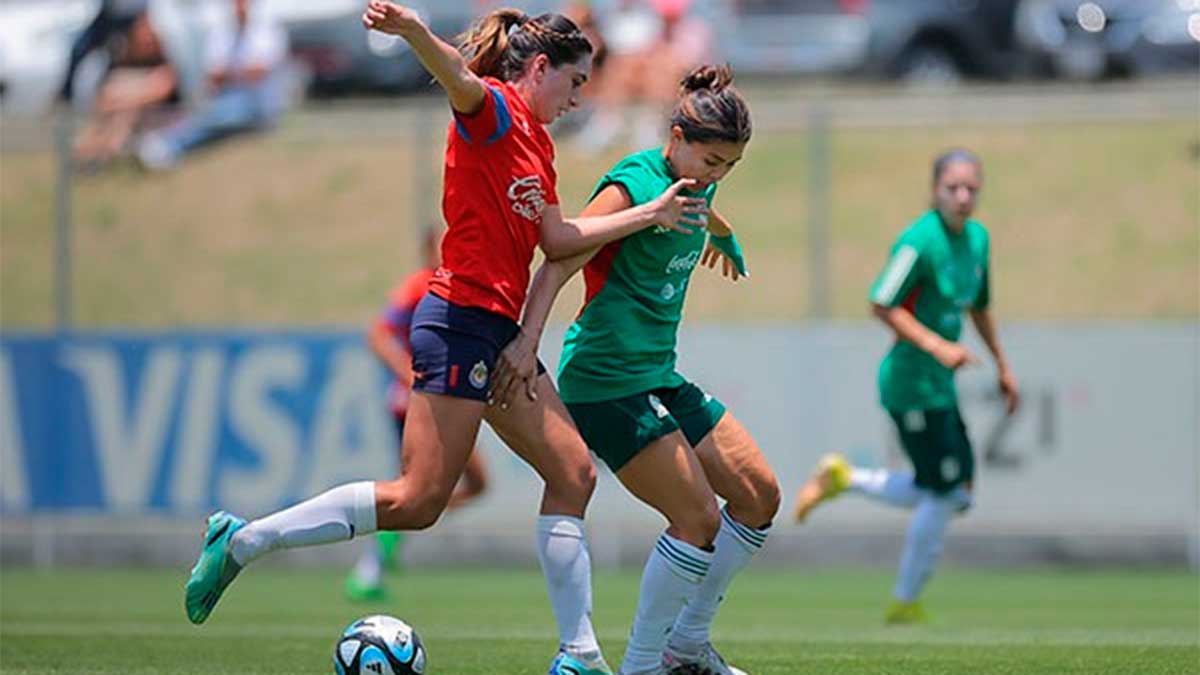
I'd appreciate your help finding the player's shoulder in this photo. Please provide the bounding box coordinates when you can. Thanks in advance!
[895,210,941,249]
[609,147,667,177]
[964,218,989,244]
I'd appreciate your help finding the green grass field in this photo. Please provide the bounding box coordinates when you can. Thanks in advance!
[1,567,1195,674]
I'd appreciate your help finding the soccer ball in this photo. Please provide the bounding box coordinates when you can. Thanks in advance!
[333,614,426,675]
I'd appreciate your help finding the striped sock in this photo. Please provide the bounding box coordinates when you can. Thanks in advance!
[671,508,770,649]
[621,533,713,673]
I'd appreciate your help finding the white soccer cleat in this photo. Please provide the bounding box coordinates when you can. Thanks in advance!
[663,641,748,675]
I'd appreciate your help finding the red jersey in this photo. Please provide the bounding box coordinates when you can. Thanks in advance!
[378,267,434,416]
[430,77,559,321]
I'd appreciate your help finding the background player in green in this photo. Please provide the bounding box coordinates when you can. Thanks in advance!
[491,64,777,675]
[793,149,1020,624]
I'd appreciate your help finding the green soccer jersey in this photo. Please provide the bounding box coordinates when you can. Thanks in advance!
[558,148,717,404]
[869,210,991,412]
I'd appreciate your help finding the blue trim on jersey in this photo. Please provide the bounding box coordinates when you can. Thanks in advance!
[485,86,512,145]
[455,119,472,143]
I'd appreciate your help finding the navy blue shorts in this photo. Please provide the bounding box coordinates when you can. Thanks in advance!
[409,292,546,402]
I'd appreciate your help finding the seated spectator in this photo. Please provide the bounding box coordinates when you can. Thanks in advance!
[72,9,179,171]
[576,0,713,153]
[137,0,288,171]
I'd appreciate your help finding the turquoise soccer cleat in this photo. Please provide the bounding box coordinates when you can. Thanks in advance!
[549,648,614,675]
[185,510,247,624]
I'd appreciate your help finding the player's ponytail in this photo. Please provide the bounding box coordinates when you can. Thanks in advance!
[671,64,752,144]
[458,8,592,81]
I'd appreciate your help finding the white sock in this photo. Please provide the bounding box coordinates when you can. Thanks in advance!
[229,481,377,566]
[536,515,601,656]
[849,467,922,509]
[671,508,768,650]
[621,533,713,674]
[893,492,957,602]
[352,538,383,586]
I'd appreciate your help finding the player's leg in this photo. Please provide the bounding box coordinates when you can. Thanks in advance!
[612,430,720,675]
[184,391,482,624]
[485,373,608,674]
[794,451,923,522]
[185,301,490,624]
[346,414,408,602]
[667,388,777,675]
[886,407,974,623]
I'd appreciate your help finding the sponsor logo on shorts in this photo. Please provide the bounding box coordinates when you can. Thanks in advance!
[903,410,926,432]
[660,282,676,301]
[940,456,961,483]
[469,360,489,389]
[648,394,669,419]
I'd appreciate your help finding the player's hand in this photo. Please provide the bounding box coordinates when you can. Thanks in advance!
[931,342,980,371]
[700,240,744,281]
[647,179,708,235]
[490,328,538,410]
[362,1,423,37]
[998,367,1019,415]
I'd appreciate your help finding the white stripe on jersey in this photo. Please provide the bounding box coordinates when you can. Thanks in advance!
[872,245,919,305]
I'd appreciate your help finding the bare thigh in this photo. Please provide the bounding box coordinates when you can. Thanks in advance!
[484,373,596,517]
[615,431,720,548]
[691,412,781,529]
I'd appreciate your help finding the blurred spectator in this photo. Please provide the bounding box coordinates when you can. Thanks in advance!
[71,8,179,172]
[137,0,288,171]
[575,0,713,153]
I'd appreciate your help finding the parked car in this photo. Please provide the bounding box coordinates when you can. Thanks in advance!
[715,0,872,76]
[859,0,1027,84]
[1017,0,1200,80]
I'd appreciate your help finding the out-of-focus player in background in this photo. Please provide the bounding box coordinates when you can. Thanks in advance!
[794,149,1020,625]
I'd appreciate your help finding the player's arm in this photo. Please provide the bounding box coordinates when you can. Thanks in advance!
[362,2,486,114]
[869,241,978,371]
[367,318,413,388]
[970,309,1018,414]
[700,207,748,281]
[538,179,707,260]
[491,184,641,406]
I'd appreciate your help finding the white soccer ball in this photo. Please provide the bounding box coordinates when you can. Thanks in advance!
[333,614,426,675]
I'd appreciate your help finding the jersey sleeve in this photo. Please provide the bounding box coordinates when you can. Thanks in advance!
[974,234,991,310]
[869,231,924,308]
[452,84,513,145]
[592,158,659,207]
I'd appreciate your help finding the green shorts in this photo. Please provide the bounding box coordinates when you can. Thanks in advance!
[566,381,727,472]
[888,406,974,494]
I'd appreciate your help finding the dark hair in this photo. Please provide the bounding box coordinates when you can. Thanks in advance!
[670,64,752,145]
[457,8,592,81]
[932,148,982,184]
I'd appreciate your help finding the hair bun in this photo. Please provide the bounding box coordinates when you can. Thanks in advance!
[680,64,733,94]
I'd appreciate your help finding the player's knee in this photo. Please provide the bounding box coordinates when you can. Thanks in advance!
[676,500,720,546]
[757,475,782,524]
[555,460,597,505]
[375,480,446,531]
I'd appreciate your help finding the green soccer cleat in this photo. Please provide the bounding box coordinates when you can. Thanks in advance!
[549,648,614,675]
[344,573,388,603]
[185,511,246,625]
[885,599,929,625]
[793,453,851,523]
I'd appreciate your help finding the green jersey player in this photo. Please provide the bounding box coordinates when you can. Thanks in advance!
[490,65,775,675]
[794,149,1020,624]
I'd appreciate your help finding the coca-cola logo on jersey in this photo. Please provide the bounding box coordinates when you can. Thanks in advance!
[507,175,547,222]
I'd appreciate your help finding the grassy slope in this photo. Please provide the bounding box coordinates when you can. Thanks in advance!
[2,118,1196,328]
